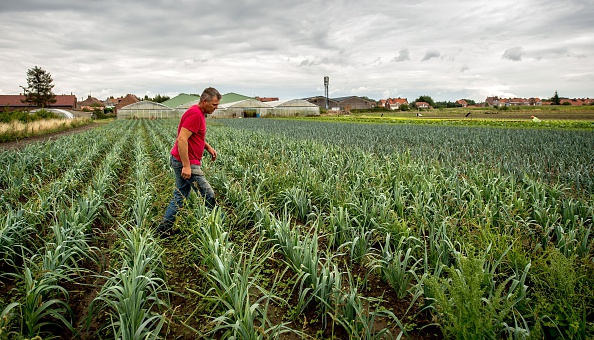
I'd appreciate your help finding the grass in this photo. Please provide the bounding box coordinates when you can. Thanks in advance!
[0,117,93,142]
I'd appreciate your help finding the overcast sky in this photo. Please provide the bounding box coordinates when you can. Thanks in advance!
[1,0,593,102]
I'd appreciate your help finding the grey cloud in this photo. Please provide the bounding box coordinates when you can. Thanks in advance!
[299,58,330,67]
[422,49,440,62]
[362,57,382,67]
[527,47,568,60]
[184,59,208,66]
[392,49,410,62]
[502,47,525,61]
[528,47,588,60]
[2,0,594,102]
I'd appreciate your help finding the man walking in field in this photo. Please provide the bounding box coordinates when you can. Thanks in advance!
[157,87,220,235]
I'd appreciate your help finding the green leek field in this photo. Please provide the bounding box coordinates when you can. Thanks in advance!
[1,117,593,339]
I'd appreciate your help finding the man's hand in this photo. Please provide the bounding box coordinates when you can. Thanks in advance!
[181,165,192,179]
[207,147,217,162]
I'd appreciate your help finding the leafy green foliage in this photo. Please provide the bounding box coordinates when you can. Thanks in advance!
[425,252,530,339]
[414,95,436,108]
[144,94,171,103]
[529,250,594,339]
[0,108,59,123]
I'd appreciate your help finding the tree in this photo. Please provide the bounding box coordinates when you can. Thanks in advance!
[414,95,436,108]
[152,94,170,103]
[551,91,561,105]
[20,66,56,108]
[143,94,171,103]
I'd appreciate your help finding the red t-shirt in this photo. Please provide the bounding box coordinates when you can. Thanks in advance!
[171,105,206,165]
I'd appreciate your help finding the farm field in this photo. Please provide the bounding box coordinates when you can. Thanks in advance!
[350,105,594,121]
[1,118,593,339]
[325,105,594,130]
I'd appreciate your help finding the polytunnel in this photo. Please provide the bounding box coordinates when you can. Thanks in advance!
[266,99,320,117]
[31,108,76,119]
[117,101,177,119]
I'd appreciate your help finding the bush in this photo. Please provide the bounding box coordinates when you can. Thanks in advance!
[529,250,594,339]
[425,251,530,339]
[0,107,58,123]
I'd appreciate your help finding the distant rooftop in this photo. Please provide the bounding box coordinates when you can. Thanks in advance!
[161,93,200,108]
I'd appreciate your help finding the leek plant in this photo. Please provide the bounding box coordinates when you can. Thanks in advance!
[327,206,355,249]
[204,244,292,339]
[370,234,421,299]
[0,301,19,338]
[94,264,168,339]
[8,265,75,338]
[332,269,406,340]
[92,225,169,339]
[0,208,30,265]
[279,187,313,223]
[190,207,295,339]
[121,128,155,229]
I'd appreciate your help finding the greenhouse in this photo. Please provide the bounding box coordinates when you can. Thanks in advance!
[173,97,319,118]
[212,99,272,118]
[175,100,200,115]
[117,101,177,119]
[267,99,320,117]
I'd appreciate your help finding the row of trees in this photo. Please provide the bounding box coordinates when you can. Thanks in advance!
[412,96,476,109]
[19,66,171,110]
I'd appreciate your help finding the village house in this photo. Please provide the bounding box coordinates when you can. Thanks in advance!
[456,99,468,107]
[416,101,431,109]
[79,95,105,111]
[485,96,542,106]
[114,94,139,114]
[385,97,408,110]
[103,97,120,109]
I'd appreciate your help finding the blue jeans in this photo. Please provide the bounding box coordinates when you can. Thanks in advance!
[159,156,215,230]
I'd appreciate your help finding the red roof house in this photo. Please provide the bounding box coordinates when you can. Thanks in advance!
[386,97,408,110]
[456,99,468,107]
[79,95,105,111]
[416,101,430,109]
[115,94,139,114]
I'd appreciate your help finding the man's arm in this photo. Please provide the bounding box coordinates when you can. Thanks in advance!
[177,127,193,179]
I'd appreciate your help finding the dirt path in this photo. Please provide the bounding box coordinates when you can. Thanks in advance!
[0,123,101,151]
